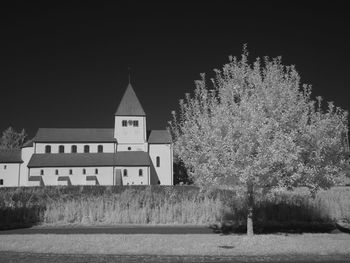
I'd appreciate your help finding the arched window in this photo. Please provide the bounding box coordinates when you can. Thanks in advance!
[83,169,86,175]
[123,169,128,177]
[40,169,44,175]
[69,169,73,175]
[156,156,160,167]
[98,145,103,153]
[45,145,51,153]
[95,168,98,174]
[84,145,90,153]
[139,169,143,176]
[55,169,59,175]
[71,145,77,153]
[59,145,64,153]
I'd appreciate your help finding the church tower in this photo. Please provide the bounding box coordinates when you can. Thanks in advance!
[114,83,147,151]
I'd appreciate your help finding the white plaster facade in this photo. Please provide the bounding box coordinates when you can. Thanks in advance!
[35,143,116,154]
[0,83,173,187]
[0,163,21,187]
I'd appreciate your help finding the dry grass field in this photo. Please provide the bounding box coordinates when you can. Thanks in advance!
[0,185,349,230]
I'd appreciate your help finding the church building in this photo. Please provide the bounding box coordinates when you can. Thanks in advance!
[0,83,173,187]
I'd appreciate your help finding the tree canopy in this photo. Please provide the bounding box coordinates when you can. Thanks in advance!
[0,127,27,150]
[169,49,349,235]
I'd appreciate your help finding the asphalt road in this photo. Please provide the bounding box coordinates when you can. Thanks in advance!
[0,225,217,235]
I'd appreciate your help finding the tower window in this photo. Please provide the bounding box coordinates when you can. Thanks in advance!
[83,169,86,175]
[0,179,3,185]
[71,145,77,153]
[139,169,143,176]
[128,147,131,151]
[4,165,7,170]
[84,145,90,153]
[95,169,98,174]
[45,145,51,153]
[55,169,59,175]
[59,145,64,153]
[98,145,103,153]
[69,169,73,175]
[133,120,139,127]
[40,169,44,175]
[123,169,128,177]
[122,120,127,127]
[156,156,160,167]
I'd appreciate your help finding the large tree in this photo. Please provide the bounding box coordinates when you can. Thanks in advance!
[0,127,27,149]
[169,49,349,235]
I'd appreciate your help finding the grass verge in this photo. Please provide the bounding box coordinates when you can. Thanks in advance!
[1,233,350,256]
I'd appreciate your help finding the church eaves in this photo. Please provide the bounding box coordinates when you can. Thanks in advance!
[115,83,146,116]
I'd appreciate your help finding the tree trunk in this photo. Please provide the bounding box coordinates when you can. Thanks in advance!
[247,183,254,236]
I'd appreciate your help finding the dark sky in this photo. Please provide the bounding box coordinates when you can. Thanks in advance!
[1,2,349,138]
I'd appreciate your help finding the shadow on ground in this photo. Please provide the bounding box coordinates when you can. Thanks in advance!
[209,221,339,235]
[0,207,43,230]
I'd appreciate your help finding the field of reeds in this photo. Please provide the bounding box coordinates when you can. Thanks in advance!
[0,185,349,231]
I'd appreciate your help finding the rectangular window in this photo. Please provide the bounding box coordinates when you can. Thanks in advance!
[4,165,6,170]
[0,179,3,185]
[122,120,127,127]
[133,120,139,127]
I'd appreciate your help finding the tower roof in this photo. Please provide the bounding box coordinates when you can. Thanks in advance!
[115,83,146,116]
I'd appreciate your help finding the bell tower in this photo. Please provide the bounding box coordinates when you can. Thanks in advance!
[114,83,147,145]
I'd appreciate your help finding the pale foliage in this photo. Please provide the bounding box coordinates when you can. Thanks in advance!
[0,127,27,149]
[169,50,349,196]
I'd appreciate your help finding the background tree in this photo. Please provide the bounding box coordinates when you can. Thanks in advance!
[0,127,27,149]
[169,49,349,236]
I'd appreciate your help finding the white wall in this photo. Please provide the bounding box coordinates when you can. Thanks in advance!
[114,116,146,143]
[149,144,173,185]
[19,146,34,186]
[117,143,148,152]
[35,143,115,154]
[0,163,21,187]
[29,166,114,186]
[117,166,149,185]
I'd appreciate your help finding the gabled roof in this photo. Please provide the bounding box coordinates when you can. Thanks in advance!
[34,128,116,143]
[115,83,146,116]
[0,149,23,163]
[27,151,151,168]
[148,130,172,144]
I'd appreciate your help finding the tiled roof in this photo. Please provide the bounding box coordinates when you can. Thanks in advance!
[0,149,23,163]
[34,128,116,143]
[115,151,151,166]
[148,130,172,144]
[115,84,146,116]
[28,153,117,167]
[27,151,151,168]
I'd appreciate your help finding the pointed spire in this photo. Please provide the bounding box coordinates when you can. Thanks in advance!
[115,83,146,116]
